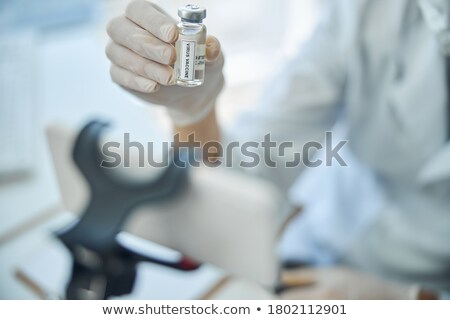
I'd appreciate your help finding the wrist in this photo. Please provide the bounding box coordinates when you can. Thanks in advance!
[168,99,216,127]
[172,107,220,147]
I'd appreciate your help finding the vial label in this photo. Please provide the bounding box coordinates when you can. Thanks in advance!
[194,44,205,79]
[179,40,196,81]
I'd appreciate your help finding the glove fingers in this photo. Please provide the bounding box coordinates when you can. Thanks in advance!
[205,36,225,73]
[205,35,221,62]
[106,41,175,86]
[107,16,176,65]
[110,64,160,93]
[126,0,178,44]
[206,52,225,75]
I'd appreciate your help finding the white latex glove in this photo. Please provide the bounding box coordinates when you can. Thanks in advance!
[106,0,225,126]
[280,267,420,300]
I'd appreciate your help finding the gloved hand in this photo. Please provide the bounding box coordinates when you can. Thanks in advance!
[280,267,420,300]
[106,0,225,126]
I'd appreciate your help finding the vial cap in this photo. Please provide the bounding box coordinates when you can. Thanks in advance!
[178,4,206,22]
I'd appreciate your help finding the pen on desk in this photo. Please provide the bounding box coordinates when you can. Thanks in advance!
[275,271,317,294]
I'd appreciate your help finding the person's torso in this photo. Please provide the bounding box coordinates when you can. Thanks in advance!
[339,0,450,290]
[345,0,448,182]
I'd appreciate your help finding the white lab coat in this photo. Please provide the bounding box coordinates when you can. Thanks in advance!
[225,0,450,293]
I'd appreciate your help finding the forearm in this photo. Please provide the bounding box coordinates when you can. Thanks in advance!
[173,107,220,145]
[172,108,221,160]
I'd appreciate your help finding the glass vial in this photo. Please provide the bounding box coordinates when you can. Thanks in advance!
[175,4,207,87]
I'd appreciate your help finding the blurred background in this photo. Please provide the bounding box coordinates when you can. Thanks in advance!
[0,0,320,298]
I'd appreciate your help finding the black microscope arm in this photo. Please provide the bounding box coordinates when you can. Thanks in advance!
[57,120,199,300]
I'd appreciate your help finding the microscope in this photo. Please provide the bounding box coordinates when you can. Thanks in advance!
[46,120,284,299]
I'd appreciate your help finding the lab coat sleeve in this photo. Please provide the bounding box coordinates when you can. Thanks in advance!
[222,0,350,193]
